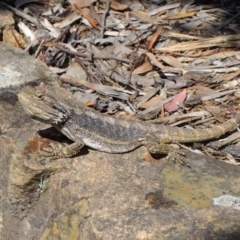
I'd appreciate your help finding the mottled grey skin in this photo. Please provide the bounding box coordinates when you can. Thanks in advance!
[18,84,240,157]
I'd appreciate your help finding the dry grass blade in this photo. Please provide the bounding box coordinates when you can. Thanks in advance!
[157,34,240,52]
[162,32,205,40]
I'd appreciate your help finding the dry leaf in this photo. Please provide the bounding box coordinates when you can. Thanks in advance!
[164,89,187,112]
[166,11,196,19]
[66,62,87,80]
[132,60,153,75]
[89,3,102,25]
[68,0,92,7]
[138,96,163,109]
[220,68,240,85]
[146,52,171,71]
[74,4,98,29]
[54,11,82,28]
[131,11,159,25]
[113,37,132,57]
[148,27,162,51]
[158,55,182,67]
[110,0,131,10]
[188,86,216,96]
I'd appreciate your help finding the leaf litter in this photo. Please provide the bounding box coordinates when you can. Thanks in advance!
[2,0,240,163]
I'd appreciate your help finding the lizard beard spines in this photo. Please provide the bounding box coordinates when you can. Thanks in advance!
[50,112,69,125]
[40,94,70,124]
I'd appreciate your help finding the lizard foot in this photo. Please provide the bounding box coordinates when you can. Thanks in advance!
[145,134,171,154]
[166,148,190,167]
[145,135,190,167]
[41,142,84,159]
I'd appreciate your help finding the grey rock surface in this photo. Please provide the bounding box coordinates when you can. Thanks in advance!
[0,43,56,89]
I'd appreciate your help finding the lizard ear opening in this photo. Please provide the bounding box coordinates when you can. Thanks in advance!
[35,82,47,98]
[34,90,44,99]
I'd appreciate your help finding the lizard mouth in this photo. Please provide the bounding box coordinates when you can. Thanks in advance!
[18,86,69,125]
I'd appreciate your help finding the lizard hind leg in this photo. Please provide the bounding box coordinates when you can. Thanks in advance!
[166,148,189,167]
[145,134,190,167]
[145,134,172,154]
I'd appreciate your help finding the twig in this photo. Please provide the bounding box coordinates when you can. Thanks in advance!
[55,44,130,63]
[35,40,44,58]
[55,44,86,58]
[214,11,240,32]
[100,0,111,38]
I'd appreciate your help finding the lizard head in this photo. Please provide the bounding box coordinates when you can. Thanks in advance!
[18,85,69,125]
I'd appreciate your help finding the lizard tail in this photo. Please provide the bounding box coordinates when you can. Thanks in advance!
[158,112,240,143]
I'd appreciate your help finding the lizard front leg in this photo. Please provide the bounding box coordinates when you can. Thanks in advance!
[41,137,84,159]
[145,135,189,166]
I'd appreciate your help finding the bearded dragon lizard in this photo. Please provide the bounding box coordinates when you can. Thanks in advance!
[18,83,240,164]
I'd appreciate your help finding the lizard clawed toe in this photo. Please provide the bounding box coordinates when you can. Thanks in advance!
[40,143,68,159]
[166,148,190,167]
[40,142,84,159]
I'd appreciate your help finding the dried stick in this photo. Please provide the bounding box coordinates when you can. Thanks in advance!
[55,44,129,63]
[100,0,111,38]
[214,11,240,32]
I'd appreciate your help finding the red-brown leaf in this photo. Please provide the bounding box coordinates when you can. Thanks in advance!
[164,89,187,112]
